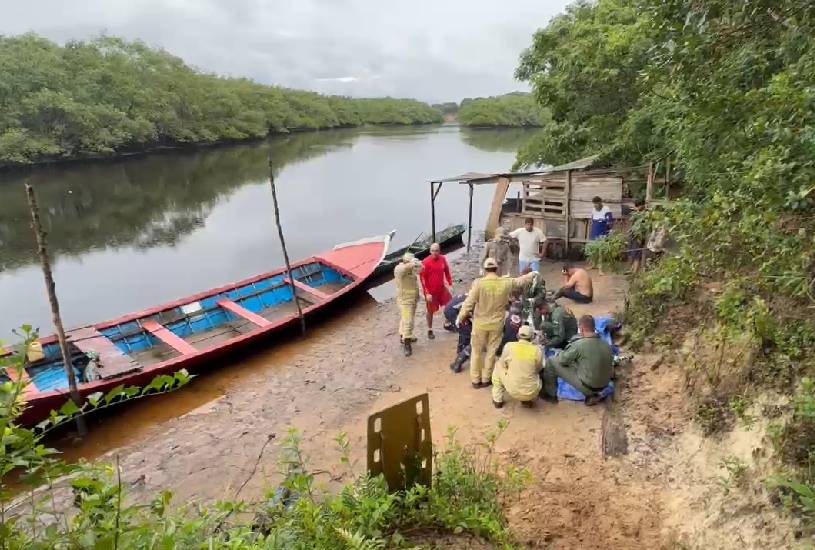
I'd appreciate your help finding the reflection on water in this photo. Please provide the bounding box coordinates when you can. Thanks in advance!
[0,126,535,339]
[460,127,540,153]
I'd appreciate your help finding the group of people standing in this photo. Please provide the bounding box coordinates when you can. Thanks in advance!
[393,215,615,409]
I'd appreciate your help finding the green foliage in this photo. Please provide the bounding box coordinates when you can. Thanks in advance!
[0,34,441,165]
[718,455,748,495]
[0,329,524,550]
[584,232,626,273]
[518,0,815,347]
[458,93,549,128]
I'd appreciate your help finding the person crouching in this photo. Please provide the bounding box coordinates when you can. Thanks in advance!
[491,325,543,409]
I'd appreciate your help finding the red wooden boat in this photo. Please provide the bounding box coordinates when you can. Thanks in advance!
[5,232,394,427]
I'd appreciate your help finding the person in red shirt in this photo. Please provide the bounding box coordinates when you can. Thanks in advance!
[420,242,453,339]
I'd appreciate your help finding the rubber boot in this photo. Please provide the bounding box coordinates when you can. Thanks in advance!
[403,340,412,357]
[493,400,504,409]
[521,400,535,409]
[450,351,467,373]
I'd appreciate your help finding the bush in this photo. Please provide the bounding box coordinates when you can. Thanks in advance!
[0,330,526,549]
[584,232,626,273]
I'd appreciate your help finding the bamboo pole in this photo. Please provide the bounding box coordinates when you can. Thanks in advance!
[565,169,572,252]
[25,183,87,436]
[268,160,305,336]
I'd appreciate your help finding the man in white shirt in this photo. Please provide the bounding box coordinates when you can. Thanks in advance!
[510,218,546,273]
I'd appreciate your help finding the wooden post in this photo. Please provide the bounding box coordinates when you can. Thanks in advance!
[485,176,510,239]
[25,184,87,437]
[430,182,437,243]
[467,183,474,252]
[269,160,305,336]
[564,170,572,251]
[645,161,654,202]
[665,156,671,200]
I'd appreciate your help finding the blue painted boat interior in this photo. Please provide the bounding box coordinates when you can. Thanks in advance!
[24,262,351,392]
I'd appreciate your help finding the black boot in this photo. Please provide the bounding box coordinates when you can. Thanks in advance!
[403,340,412,357]
[450,351,467,373]
[493,400,504,409]
[521,400,535,409]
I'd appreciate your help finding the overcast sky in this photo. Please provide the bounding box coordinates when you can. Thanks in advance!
[2,0,569,103]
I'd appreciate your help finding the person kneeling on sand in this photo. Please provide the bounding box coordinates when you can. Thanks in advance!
[541,315,614,406]
[492,325,543,409]
[554,264,593,304]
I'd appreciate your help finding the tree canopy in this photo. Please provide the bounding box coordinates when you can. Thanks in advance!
[457,93,549,127]
[0,34,442,166]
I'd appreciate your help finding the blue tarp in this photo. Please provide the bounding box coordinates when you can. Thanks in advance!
[544,315,618,401]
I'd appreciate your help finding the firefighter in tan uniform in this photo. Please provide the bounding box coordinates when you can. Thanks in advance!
[456,258,536,387]
[492,325,543,408]
[394,252,423,356]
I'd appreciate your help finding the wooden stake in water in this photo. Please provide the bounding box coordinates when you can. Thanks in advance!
[25,183,87,436]
[269,160,305,336]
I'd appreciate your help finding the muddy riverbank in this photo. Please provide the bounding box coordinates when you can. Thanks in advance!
[18,236,799,549]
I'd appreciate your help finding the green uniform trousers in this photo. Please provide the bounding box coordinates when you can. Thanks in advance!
[470,327,503,384]
[542,361,597,398]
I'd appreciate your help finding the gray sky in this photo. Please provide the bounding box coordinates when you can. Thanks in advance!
[2,0,569,103]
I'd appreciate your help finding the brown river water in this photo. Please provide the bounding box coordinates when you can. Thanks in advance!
[0,125,536,459]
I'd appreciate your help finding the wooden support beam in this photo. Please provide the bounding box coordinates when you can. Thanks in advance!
[485,176,510,239]
[430,182,438,243]
[141,320,197,355]
[217,299,271,328]
[565,170,572,251]
[467,183,474,252]
[645,161,654,202]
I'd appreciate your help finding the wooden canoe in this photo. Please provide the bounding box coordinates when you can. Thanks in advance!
[5,232,394,427]
[372,223,464,278]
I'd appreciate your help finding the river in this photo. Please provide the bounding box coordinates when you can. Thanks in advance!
[0,125,537,340]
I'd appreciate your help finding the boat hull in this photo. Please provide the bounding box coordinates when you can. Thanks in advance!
[12,233,393,427]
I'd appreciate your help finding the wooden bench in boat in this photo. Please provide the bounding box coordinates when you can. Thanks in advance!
[216,298,271,328]
[141,320,197,355]
[67,326,142,379]
[284,278,331,302]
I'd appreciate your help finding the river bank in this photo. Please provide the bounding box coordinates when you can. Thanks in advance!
[10,234,801,548]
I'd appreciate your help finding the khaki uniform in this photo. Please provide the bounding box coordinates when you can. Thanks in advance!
[394,260,421,340]
[541,304,578,349]
[543,334,614,398]
[481,238,512,277]
[492,340,543,403]
[456,272,535,384]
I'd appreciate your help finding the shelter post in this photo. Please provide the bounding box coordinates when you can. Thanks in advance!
[467,183,474,252]
[430,181,436,243]
[565,169,572,251]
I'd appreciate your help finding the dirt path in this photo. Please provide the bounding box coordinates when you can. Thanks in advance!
[37,239,797,548]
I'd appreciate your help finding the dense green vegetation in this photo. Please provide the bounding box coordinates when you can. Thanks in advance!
[0,34,441,166]
[516,0,815,525]
[458,93,548,128]
[0,333,525,549]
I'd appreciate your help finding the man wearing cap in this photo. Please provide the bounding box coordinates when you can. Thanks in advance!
[394,252,423,356]
[456,258,536,388]
[481,227,512,276]
[539,300,578,349]
[542,315,614,405]
[492,325,543,408]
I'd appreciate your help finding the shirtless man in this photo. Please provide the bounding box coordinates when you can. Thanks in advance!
[554,264,593,304]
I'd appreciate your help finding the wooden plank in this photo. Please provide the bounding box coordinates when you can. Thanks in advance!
[217,298,271,328]
[285,278,331,301]
[141,320,197,355]
[646,161,654,202]
[67,326,141,379]
[486,176,510,238]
